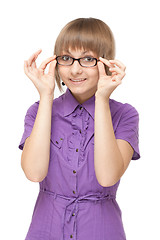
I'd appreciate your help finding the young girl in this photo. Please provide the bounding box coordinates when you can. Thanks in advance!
[19,17,140,240]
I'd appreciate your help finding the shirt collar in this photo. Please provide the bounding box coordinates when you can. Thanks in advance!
[63,88,95,120]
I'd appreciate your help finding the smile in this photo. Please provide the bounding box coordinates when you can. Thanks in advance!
[70,78,87,83]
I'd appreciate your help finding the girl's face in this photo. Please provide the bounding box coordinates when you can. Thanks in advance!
[58,48,99,104]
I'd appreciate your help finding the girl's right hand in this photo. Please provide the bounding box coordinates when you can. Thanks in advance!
[24,49,57,99]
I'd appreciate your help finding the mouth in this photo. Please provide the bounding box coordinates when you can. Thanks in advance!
[69,78,87,84]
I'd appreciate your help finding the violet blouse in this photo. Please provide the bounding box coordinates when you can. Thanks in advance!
[19,88,140,240]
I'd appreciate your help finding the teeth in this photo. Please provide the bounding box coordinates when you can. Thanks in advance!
[70,78,86,82]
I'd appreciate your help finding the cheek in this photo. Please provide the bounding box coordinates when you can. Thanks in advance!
[90,68,99,81]
[58,67,66,80]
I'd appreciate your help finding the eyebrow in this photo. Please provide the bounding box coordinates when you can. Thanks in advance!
[63,50,92,56]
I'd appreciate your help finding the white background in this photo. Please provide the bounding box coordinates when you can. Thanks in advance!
[0,0,160,239]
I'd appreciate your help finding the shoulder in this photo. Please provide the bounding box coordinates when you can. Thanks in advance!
[25,101,39,116]
[52,93,65,116]
[109,98,139,118]
[109,98,139,130]
[53,93,64,107]
[25,93,65,117]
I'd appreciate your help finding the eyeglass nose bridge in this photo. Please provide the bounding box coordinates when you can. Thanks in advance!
[71,57,99,67]
[70,57,83,66]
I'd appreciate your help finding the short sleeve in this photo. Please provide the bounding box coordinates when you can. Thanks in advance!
[115,104,140,160]
[18,102,39,150]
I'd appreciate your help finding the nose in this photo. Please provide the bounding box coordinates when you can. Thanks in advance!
[70,60,83,75]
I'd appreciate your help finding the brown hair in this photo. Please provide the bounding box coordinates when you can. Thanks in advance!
[54,17,115,93]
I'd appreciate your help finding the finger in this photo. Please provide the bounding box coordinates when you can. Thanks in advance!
[109,67,126,78]
[99,57,112,68]
[111,75,122,84]
[111,72,117,77]
[97,61,107,77]
[109,59,126,71]
[24,60,31,74]
[39,56,56,72]
[28,49,42,66]
[24,60,35,79]
[48,56,57,76]
[24,59,37,75]
[31,61,37,69]
[109,67,123,75]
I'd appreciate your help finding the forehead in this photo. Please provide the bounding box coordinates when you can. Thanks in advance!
[61,48,97,57]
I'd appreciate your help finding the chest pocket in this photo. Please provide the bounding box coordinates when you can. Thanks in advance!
[50,131,65,149]
[91,136,94,145]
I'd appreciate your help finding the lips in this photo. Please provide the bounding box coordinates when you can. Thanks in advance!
[70,78,87,82]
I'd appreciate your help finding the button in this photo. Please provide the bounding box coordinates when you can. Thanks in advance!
[80,106,83,110]
[56,141,59,144]
[73,170,76,174]
[79,130,82,134]
[60,138,63,140]
[70,234,73,238]
[72,213,75,216]
[73,190,76,194]
[76,148,79,152]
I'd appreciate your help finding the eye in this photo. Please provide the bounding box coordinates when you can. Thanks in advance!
[83,56,95,62]
[61,55,71,61]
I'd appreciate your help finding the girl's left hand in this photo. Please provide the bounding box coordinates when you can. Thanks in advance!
[95,57,126,99]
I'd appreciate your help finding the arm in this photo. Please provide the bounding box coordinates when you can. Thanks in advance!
[21,96,53,182]
[94,96,134,187]
[94,58,133,187]
[21,49,57,182]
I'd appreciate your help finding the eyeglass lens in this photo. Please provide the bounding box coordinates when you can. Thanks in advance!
[56,56,97,67]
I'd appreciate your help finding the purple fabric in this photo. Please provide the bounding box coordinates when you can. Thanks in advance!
[19,88,140,240]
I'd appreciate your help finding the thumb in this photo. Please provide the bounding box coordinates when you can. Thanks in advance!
[97,61,107,77]
[48,56,57,76]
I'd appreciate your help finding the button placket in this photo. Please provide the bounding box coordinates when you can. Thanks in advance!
[72,169,76,225]
[67,110,82,165]
[78,107,83,133]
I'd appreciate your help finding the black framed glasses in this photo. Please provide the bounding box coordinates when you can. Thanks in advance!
[56,55,99,67]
